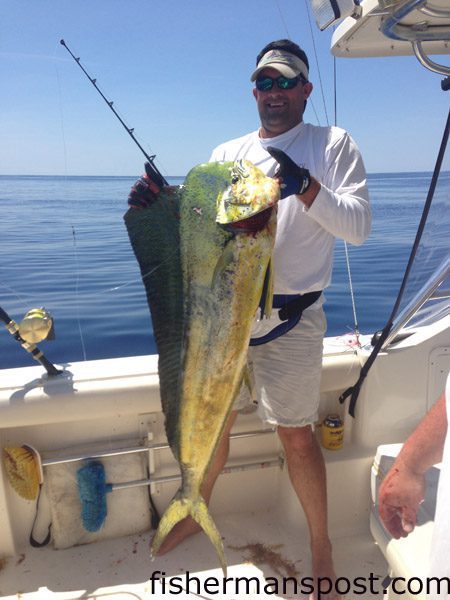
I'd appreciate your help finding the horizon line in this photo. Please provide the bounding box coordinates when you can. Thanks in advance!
[0,169,446,178]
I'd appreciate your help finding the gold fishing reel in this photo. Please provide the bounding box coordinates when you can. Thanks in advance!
[18,308,55,344]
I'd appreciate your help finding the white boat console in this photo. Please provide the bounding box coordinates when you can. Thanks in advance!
[312,0,450,76]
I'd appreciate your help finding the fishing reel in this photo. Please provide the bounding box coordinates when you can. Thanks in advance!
[18,308,55,344]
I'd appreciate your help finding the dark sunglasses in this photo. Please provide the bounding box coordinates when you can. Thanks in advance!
[255,75,304,92]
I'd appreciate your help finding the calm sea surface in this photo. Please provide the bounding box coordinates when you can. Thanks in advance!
[0,172,446,369]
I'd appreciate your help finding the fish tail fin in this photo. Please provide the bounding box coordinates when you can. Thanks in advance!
[150,492,227,575]
[192,498,227,575]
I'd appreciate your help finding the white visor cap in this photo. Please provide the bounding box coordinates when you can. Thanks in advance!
[251,49,309,82]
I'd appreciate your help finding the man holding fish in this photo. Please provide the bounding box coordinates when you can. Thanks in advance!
[127,38,371,600]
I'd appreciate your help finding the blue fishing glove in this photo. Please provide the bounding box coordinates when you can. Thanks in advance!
[128,162,165,209]
[266,146,311,199]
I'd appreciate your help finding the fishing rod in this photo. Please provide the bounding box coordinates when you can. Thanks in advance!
[0,307,61,376]
[60,39,168,186]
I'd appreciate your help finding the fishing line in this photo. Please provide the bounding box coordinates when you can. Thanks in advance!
[342,242,361,346]
[274,0,292,38]
[71,226,87,361]
[53,42,69,178]
[303,0,330,126]
[272,0,321,125]
[70,245,182,298]
[333,54,338,127]
[54,40,88,360]
[0,245,181,307]
[106,249,182,292]
[332,53,361,344]
[0,281,30,307]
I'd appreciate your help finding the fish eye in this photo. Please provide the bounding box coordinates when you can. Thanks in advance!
[230,160,250,185]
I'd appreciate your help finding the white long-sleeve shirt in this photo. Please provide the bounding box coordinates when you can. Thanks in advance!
[210,121,371,296]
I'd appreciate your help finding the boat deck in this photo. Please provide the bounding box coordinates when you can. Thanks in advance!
[0,508,387,599]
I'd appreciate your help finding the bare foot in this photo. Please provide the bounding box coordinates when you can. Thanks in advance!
[152,516,201,556]
[309,539,341,600]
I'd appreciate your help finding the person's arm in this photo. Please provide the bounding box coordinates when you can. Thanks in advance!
[265,133,371,245]
[378,392,447,539]
[303,131,371,245]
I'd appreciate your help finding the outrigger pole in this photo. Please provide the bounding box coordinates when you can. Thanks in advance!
[0,307,61,376]
[60,39,168,187]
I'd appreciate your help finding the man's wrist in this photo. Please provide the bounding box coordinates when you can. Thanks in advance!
[395,451,429,478]
[296,177,320,208]
[298,171,311,195]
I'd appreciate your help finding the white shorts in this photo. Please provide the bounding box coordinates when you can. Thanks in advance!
[235,305,326,427]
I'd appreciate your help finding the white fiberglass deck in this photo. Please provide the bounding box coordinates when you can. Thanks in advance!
[0,509,387,600]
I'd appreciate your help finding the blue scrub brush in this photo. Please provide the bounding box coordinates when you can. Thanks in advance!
[76,459,160,532]
[77,461,113,531]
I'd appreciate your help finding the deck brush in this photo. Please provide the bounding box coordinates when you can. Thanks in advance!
[76,459,161,532]
[76,461,112,531]
[3,445,42,501]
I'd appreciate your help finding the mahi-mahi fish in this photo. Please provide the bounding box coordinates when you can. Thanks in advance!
[124,159,279,573]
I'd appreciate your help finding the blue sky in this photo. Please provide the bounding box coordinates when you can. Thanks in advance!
[1,0,449,176]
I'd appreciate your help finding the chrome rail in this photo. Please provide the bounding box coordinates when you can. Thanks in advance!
[113,457,284,490]
[381,0,450,42]
[41,427,277,467]
[413,41,450,75]
[418,2,450,18]
[380,0,450,76]
[382,260,450,349]
[39,427,281,492]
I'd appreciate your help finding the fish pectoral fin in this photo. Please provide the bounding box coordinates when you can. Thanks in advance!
[151,492,227,575]
[211,242,235,290]
[242,362,257,403]
[259,259,274,319]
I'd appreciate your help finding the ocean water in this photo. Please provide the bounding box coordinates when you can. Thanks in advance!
[0,171,443,369]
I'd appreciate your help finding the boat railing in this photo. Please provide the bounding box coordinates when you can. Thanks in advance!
[382,259,450,348]
[380,0,450,76]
